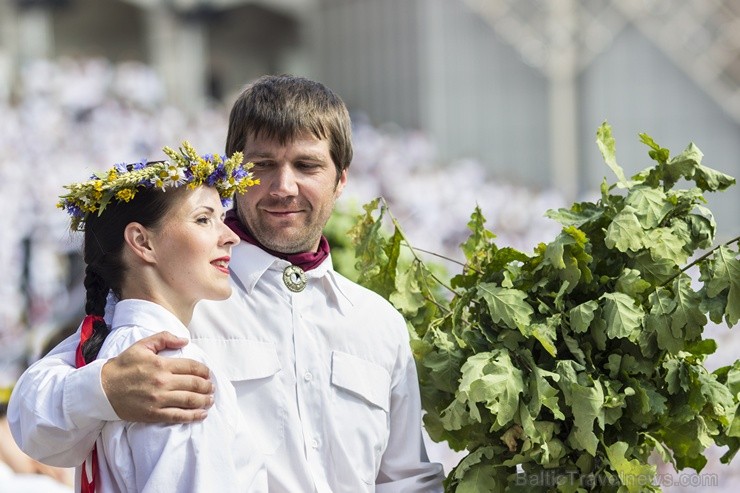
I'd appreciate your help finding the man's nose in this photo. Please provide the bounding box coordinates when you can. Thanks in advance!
[270,165,299,196]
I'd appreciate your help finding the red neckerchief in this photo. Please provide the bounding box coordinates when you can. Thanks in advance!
[224,209,330,271]
[76,315,103,493]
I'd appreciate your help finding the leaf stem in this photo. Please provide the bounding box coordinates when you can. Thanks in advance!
[403,245,467,268]
[379,198,458,296]
[661,233,740,286]
[421,291,452,315]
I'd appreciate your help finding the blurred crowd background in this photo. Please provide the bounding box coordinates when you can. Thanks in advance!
[0,0,739,491]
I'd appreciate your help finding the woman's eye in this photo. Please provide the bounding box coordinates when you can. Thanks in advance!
[196,217,211,224]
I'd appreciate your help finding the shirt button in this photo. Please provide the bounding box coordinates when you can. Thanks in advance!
[311,438,320,449]
[304,372,313,382]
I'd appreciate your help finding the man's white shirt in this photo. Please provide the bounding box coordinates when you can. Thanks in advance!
[8,243,444,492]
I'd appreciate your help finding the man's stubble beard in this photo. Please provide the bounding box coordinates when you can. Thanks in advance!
[240,203,332,254]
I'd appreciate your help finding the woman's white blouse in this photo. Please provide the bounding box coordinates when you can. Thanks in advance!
[93,299,266,493]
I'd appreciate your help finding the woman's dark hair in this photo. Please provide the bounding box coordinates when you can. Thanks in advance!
[81,186,181,364]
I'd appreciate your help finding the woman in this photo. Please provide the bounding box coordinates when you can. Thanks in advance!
[56,142,265,492]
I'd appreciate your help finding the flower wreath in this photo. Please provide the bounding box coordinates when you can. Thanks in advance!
[58,141,259,230]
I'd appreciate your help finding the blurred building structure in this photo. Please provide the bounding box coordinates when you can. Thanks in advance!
[1,0,738,225]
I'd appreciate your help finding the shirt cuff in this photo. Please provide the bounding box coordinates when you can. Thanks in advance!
[64,359,121,427]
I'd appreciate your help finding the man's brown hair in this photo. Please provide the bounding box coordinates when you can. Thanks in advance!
[226,75,353,180]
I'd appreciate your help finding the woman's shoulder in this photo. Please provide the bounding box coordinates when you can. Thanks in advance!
[99,300,192,360]
[96,324,182,360]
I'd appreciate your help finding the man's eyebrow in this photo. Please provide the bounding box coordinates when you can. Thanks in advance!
[295,153,327,162]
[245,151,273,158]
[245,151,327,162]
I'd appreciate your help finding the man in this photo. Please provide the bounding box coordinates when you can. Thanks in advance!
[8,75,444,492]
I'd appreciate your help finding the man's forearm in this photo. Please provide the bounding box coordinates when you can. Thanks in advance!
[376,346,444,491]
[7,335,117,466]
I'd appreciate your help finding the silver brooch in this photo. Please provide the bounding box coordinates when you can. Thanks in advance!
[282,265,307,292]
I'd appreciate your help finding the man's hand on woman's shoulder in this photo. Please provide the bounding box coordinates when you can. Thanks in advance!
[101,331,214,423]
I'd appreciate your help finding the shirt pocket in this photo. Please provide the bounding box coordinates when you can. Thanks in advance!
[195,338,285,455]
[331,351,391,411]
[330,350,391,485]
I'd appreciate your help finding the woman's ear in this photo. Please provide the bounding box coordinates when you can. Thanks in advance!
[123,222,156,263]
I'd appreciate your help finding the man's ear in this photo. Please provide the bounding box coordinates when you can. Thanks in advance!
[123,222,156,263]
[335,168,348,197]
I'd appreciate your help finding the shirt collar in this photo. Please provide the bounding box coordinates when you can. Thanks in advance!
[229,243,354,315]
[111,299,191,339]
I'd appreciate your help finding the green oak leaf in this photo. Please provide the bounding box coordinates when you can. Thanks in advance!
[694,163,736,192]
[601,292,644,340]
[675,211,715,252]
[531,316,558,357]
[705,245,740,326]
[698,371,736,421]
[664,359,690,395]
[477,283,533,332]
[349,200,401,298]
[615,268,651,298]
[672,276,707,341]
[457,351,524,428]
[534,377,564,422]
[657,417,713,471]
[639,132,670,165]
[627,379,667,427]
[646,227,689,265]
[597,122,630,188]
[545,232,572,270]
[569,300,599,334]
[543,227,592,292]
[439,398,474,431]
[423,332,465,394]
[725,361,740,396]
[568,378,605,455]
[545,202,604,228]
[633,251,677,284]
[702,290,729,325]
[605,206,645,253]
[605,441,657,493]
[648,287,682,354]
[663,143,702,189]
[451,446,506,493]
[626,186,671,229]
[460,205,495,263]
[685,338,717,357]
[390,261,427,317]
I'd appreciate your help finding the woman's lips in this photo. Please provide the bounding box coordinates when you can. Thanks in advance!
[211,257,230,274]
